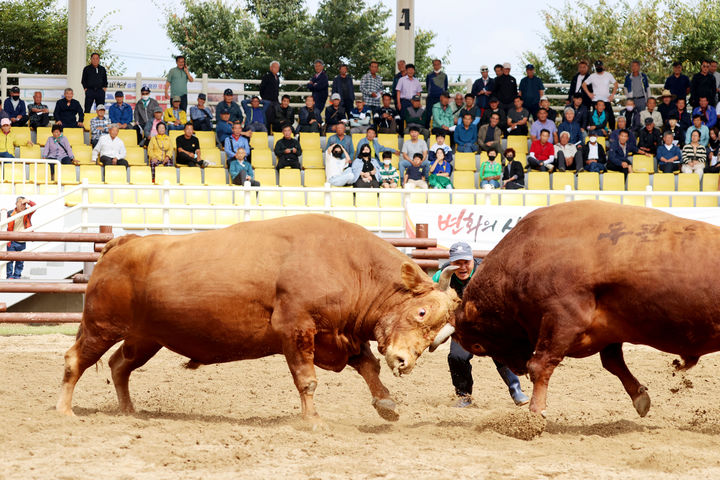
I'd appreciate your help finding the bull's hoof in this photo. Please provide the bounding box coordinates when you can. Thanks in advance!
[633,385,651,418]
[303,414,327,432]
[372,397,400,422]
[56,407,76,417]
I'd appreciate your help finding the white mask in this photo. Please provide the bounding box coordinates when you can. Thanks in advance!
[142,95,150,101]
[383,160,391,165]
[626,105,634,111]
[589,136,597,143]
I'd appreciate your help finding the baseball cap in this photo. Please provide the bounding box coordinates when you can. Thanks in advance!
[10,86,19,93]
[114,90,124,97]
[224,88,233,96]
[480,65,488,71]
[330,93,341,101]
[539,95,549,101]
[489,96,499,103]
[449,242,474,263]
[198,93,206,100]
[526,64,535,70]
[141,86,150,93]
[411,94,421,101]
[1,118,10,126]
[644,117,654,125]
[96,104,106,111]
[503,62,511,69]
[172,95,181,102]
[595,60,604,67]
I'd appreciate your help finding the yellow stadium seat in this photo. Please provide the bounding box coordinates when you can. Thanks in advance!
[168,189,184,204]
[506,136,529,155]
[89,188,111,204]
[210,189,233,205]
[216,209,239,225]
[78,165,102,183]
[333,211,356,223]
[380,211,404,229]
[550,171,575,205]
[63,127,85,147]
[125,147,146,166]
[427,192,451,204]
[38,184,59,195]
[196,131,217,150]
[302,150,324,169]
[113,188,135,204]
[675,173,699,207]
[452,192,475,205]
[453,171,475,189]
[19,145,42,160]
[698,173,719,207]
[83,112,97,131]
[2,162,24,183]
[145,208,164,225]
[179,167,202,185]
[103,165,127,184]
[155,166,178,185]
[355,191,378,207]
[203,148,223,167]
[121,208,145,225]
[12,126,31,146]
[500,191,523,206]
[575,172,599,201]
[258,191,282,206]
[138,189,161,204]
[204,168,228,186]
[476,190,499,206]
[408,192,427,203]
[282,191,306,207]
[352,133,365,151]
[168,130,184,146]
[651,173,675,207]
[598,172,624,204]
[14,183,36,195]
[129,166,153,185]
[633,154,654,173]
[251,149,274,169]
[254,168,276,186]
[357,211,380,228]
[249,131,269,150]
[27,163,53,184]
[192,209,215,225]
[169,209,192,225]
[116,128,137,147]
[73,145,93,165]
[454,152,477,171]
[234,189,258,206]
[36,127,52,146]
[624,173,650,206]
[64,189,80,206]
[299,132,321,151]
[307,191,326,207]
[186,189,209,205]
[304,169,327,187]
[377,133,399,151]
[279,168,302,187]
[379,191,402,207]
[584,136,606,149]
[58,164,78,184]
[526,171,549,206]
[331,190,354,207]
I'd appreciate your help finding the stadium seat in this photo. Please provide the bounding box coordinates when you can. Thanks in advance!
[377,133,399,151]
[251,149,274,169]
[121,208,145,225]
[282,190,306,207]
[64,127,85,147]
[302,149,324,169]
[186,189,210,205]
[380,211,404,229]
[258,191,282,206]
[2,162,25,183]
[676,173,699,207]
[83,113,97,131]
[599,171,624,204]
[19,145,42,160]
[116,129,137,147]
[408,192,427,203]
[216,209,239,225]
[357,211,380,228]
[453,171,476,189]
[38,184,59,195]
[355,191,378,207]
[88,188,111,204]
[651,173,675,207]
[299,132,321,151]
[476,189,499,206]
[624,173,650,206]
[698,173,719,207]
[129,166,153,185]
[137,189,162,204]
[27,163,53,184]
[254,168,276,186]
[168,130,184,145]
[210,189,233,205]
[454,152,477,171]
[104,165,128,184]
[452,192,475,205]
[192,209,216,225]
[13,127,31,146]
[249,131,269,151]
[36,127,52,146]
[352,133,365,151]
[303,169,326,187]
[633,155,654,173]
[125,147,146,166]
[145,208,164,225]
[169,209,192,225]
[427,192,451,204]
[526,171,549,206]
[64,188,81,206]
[204,168,228,186]
[73,145,93,165]
[333,211,356,223]
[155,166,178,185]
[331,190,354,207]
[59,164,78,185]
[113,188,136,204]
[179,167,203,185]
[549,171,575,205]
[196,131,217,150]
[500,191,524,206]
[14,183,36,196]
[78,165,102,183]
[303,191,324,208]
[576,172,599,201]
[379,191,402,207]
[506,136,529,155]
[203,148,223,167]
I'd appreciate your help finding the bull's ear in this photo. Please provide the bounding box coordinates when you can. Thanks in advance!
[400,262,427,294]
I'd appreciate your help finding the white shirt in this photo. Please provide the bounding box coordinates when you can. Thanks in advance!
[587,143,599,160]
[92,135,127,162]
[584,72,616,102]
[430,143,452,154]
[325,150,350,180]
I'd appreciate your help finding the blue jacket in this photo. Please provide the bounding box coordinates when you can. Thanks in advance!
[558,121,582,145]
[692,106,717,128]
[454,119,478,145]
[471,77,494,110]
[685,125,710,146]
[3,98,26,118]
[109,102,133,125]
[307,71,329,108]
[216,101,243,123]
[216,120,233,146]
[607,141,636,168]
[351,157,382,182]
[356,137,393,161]
[655,144,682,163]
[609,128,637,151]
[426,71,448,99]
[229,158,254,180]
[519,76,544,107]
[326,133,354,160]
[241,99,271,126]
[298,106,323,127]
[224,134,251,160]
[623,72,650,98]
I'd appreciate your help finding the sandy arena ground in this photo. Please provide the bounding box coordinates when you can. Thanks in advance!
[3,333,720,480]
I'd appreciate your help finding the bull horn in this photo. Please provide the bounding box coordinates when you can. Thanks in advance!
[429,323,455,352]
[437,265,459,292]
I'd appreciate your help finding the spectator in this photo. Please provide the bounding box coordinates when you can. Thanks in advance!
[89,104,110,147]
[144,108,165,140]
[452,95,467,126]
[518,64,544,119]
[711,60,720,97]
[403,95,429,139]
[502,148,524,189]
[706,127,720,173]
[664,61,690,101]
[617,98,642,133]
[134,86,160,143]
[690,60,717,108]
[27,91,50,130]
[324,93,347,134]
[298,96,322,133]
[479,97,507,128]
[555,131,581,171]
[609,116,638,151]
[403,152,428,189]
[477,112,503,155]
[399,126,429,178]
[658,90,676,124]
[175,123,207,168]
[4,86,27,127]
[395,63,422,115]
[374,93,400,134]
[494,62,518,112]
[215,89,243,124]
[637,118,662,156]
[189,93,214,132]
[352,144,381,188]
[361,61,384,113]
[450,113,474,153]
[216,110,233,147]
[662,114,684,147]
[582,60,618,129]
[229,147,259,186]
[431,92,456,138]
[108,91,133,130]
[607,129,635,174]
[164,55,193,111]
[428,131,453,164]
[0,118,32,158]
[326,122,354,160]
[147,122,173,180]
[164,97,187,131]
[349,98,373,134]
[686,114,710,147]
[426,59,448,114]
[53,88,84,128]
[428,148,453,189]
[356,126,397,162]
[471,65,494,113]
[567,60,593,108]
[457,94,481,126]
[307,59,329,110]
[530,108,558,144]
[558,108,582,145]
[272,95,295,134]
[332,63,355,116]
[623,60,651,112]
[682,129,706,178]
[391,60,406,95]
[580,135,608,173]
[539,96,558,123]
[92,124,127,167]
[527,129,555,172]
[274,124,302,169]
[259,60,280,104]
[674,97,693,131]
[640,97,664,130]
[506,96,529,137]
[479,150,503,188]
[325,143,354,187]
[378,151,400,188]
[224,122,251,169]
[656,131,682,173]
[5,196,36,279]
[81,52,108,113]
[493,64,503,78]
[692,96,717,128]
[240,96,271,132]
[566,92,589,131]
[587,101,611,137]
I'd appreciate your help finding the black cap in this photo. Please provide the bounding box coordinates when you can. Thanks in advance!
[411,95,421,101]
[224,88,233,96]
[594,60,604,67]
[141,85,150,93]
[489,96,499,103]
[526,64,535,70]
[115,90,124,97]
[10,86,19,93]
[198,93,206,100]
[644,117,654,125]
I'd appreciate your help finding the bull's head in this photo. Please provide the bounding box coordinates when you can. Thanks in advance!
[380,263,461,377]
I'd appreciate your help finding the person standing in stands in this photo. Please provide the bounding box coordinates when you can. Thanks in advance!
[395,64,422,117]
[426,59,448,114]
[582,60,618,130]
[518,64,544,119]
[361,61,385,116]
[81,52,108,113]
[164,55,194,112]
[5,196,36,279]
[307,60,329,110]
[494,62,518,113]
[332,64,355,117]
[471,65,494,115]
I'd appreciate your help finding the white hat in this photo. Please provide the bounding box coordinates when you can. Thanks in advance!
[96,104,106,111]
[330,93,341,101]
[539,95,549,101]
[502,62,511,69]
[480,65,489,71]
[0,118,10,126]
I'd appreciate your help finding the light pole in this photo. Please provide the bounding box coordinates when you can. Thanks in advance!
[396,0,415,72]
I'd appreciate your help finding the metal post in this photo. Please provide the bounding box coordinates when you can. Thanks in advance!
[67,0,87,108]
[0,68,6,105]
[80,179,89,232]
[135,71,142,100]
[202,73,209,96]
[395,0,415,68]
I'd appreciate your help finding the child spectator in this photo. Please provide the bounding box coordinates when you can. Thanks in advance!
[403,152,428,189]
[428,148,453,189]
[378,151,400,188]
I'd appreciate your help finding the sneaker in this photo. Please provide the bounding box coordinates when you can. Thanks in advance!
[454,395,473,408]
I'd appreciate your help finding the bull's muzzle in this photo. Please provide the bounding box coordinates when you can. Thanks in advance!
[429,323,455,352]
[385,348,416,377]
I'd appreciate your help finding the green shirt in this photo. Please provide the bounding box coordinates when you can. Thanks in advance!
[479,160,501,180]
[379,164,400,183]
[167,67,189,96]
[432,103,455,129]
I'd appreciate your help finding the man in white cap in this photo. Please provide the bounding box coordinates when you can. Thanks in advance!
[493,62,518,113]
[432,242,530,408]
[325,93,346,134]
[471,65,494,114]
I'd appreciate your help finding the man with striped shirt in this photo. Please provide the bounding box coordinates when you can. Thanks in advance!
[360,61,384,115]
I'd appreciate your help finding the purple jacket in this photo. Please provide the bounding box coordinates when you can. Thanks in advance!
[42,135,74,160]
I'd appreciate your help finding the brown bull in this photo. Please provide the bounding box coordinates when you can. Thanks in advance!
[56,215,459,424]
[432,200,720,417]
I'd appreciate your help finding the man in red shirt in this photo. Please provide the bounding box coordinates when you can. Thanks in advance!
[5,196,35,279]
[527,128,556,171]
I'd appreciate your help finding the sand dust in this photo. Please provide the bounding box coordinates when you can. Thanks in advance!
[2,334,720,479]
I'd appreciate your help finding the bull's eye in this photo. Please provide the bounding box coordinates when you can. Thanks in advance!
[418,308,426,317]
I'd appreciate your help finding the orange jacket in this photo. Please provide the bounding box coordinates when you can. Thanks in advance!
[6,200,35,246]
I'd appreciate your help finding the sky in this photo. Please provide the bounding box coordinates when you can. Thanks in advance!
[88,0,549,80]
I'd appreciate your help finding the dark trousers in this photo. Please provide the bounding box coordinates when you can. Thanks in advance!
[704,163,720,173]
[99,155,129,167]
[276,156,301,170]
[607,160,632,175]
[178,94,188,112]
[10,116,28,127]
[659,161,680,173]
[527,156,555,171]
[297,124,320,133]
[448,339,521,397]
[176,151,201,167]
[504,181,524,189]
[29,114,49,130]
[49,156,74,175]
[6,241,26,279]
[600,101,616,129]
[507,125,528,136]
[556,150,583,171]
[426,96,440,115]
[84,88,106,113]
[232,170,260,186]
[354,176,380,188]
